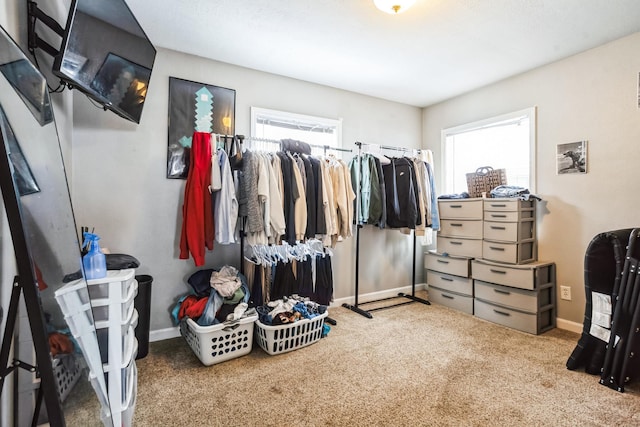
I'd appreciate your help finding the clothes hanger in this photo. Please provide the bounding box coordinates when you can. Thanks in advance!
[363,143,391,165]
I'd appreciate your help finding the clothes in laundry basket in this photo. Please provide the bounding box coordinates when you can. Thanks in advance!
[172,265,251,326]
[255,295,327,326]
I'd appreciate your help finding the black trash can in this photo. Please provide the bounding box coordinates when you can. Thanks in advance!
[134,275,153,359]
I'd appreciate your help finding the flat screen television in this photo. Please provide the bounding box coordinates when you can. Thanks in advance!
[52,0,156,124]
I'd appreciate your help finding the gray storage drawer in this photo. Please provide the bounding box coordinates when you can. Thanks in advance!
[474,280,540,312]
[484,210,534,222]
[474,299,554,335]
[483,220,534,243]
[438,199,483,220]
[427,271,473,296]
[440,219,483,239]
[424,252,471,277]
[482,240,536,264]
[437,236,482,258]
[483,198,535,212]
[429,286,474,315]
[471,259,555,290]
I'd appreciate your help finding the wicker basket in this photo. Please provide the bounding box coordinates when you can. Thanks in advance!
[465,166,507,198]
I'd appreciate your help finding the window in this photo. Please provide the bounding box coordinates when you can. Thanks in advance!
[250,107,342,155]
[441,107,536,195]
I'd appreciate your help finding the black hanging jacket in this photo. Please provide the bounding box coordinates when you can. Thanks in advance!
[382,157,418,229]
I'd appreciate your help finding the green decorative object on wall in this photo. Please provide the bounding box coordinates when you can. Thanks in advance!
[167,77,235,179]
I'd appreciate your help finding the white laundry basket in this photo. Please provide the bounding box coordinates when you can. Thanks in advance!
[254,311,328,356]
[52,354,83,402]
[180,313,258,366]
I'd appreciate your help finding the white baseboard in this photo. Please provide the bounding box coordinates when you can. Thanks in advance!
[149,284,428,342]
[149,284,583,342]
[556,318,582,334]
[150,326,181,342]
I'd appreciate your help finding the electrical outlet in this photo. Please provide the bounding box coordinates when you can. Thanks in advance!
[560,286,572,301]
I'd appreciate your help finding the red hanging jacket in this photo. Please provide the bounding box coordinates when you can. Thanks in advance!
[179,132,214,266]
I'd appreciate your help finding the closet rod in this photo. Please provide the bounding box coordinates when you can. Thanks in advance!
[354,140,420,153]
[342,141,430,319]
[237,135,353,153]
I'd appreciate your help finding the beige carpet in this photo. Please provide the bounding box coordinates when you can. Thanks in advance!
[64,291,640,426]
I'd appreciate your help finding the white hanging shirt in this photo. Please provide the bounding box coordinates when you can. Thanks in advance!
[214,149,238,244]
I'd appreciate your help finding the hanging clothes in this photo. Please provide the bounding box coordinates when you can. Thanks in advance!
[243,256,273,306]
[349,155,370,225]
[423,153,440,232]
[234,136,352,307]
[319,157,337,246]
[308,156,327,235]
[179,131,214,266]
[242,151,264,235]
[403,157,427,236]
[382,157,419,229]
[265,153,286,244]
[326,155,355,244]
[277,152,297,245]
[314,255,334,306]
[295,257,314,298]
[238,141,354,247]
[210,148,222,192]
[290,153,308,241]
[213,148,238,244]
[371,156,386,228]
[302,155,317,239]
[349,146,441,237]
[340,157,356,238]
[272,261,297,301]
[349,154,384,226]
[244,152,272,246]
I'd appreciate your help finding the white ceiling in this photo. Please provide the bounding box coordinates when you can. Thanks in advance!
[126,0,640,107]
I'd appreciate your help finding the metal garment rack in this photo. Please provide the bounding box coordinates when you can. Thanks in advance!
[236,135,353,155]
[233,134,352,269]
[342,141,430,319]
[234,135,352,326]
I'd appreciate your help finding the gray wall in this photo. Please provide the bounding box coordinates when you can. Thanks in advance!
[423,31,640,327]
[70,47,424,334]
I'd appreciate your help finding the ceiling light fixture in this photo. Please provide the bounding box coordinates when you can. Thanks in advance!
[374,0,415,14]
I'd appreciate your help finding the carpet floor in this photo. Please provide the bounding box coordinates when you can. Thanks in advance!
[64,291,640,426]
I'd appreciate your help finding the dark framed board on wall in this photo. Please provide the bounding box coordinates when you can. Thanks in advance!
[167,77,236,179]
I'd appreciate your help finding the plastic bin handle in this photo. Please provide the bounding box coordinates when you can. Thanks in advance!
[221,323,241,332]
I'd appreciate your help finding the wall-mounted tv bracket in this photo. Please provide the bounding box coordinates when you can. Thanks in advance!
[27,1,64,58]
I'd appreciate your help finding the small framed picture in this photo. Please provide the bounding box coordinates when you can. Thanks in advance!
[557,141,587,174]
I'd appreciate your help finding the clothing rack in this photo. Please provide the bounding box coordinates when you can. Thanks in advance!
[235,134,351,271]
[234,135,350,325]
[236,135,353,154]
[342,141,430,319]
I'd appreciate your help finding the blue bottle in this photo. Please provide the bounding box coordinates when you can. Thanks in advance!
[82,232,106,280]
